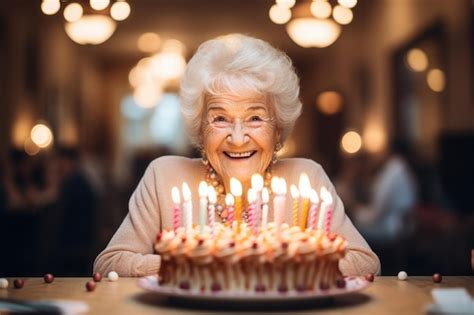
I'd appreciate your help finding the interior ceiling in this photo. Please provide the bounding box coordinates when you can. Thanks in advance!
[86,0,329,62]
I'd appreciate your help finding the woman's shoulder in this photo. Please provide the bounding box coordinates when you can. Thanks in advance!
[276,157,324,174]
[148,155,202,175]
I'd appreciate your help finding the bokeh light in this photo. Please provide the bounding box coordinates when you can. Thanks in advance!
[427,68,446,92]
[332,5,353,25]
[276,0,296,9]
[341,131,362,154]
[338,0,357,9]
[406,48,428,72]
[316,91,343,115]
[311,0,332,19]
[137,32,161,53]
[363,124,387,153]
[110,0,131,21]
[64,3,83,23]
[269,4,292,24]
[41,0,60,15]
[24,138,40,156]
[31,123,53,148]
[90,0,110,11]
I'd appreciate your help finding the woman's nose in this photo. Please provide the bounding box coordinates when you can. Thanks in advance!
[227,121,249,146]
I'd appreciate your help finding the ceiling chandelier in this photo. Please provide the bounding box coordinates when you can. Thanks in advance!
[40,0,131,45]
[269,0,357,48]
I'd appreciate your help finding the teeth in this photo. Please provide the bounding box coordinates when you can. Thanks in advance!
[227,151,253,158]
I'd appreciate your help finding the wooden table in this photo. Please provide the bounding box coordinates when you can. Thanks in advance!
[1,277,473,314]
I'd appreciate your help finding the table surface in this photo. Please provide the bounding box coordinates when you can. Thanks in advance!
[1,276,473,314]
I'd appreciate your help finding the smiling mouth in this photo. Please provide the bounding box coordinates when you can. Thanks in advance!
[224,151,257,159]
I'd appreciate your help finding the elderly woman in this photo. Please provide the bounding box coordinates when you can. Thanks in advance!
[94,34,380,277]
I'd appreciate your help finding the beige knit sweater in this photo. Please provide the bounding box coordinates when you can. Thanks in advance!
[94,156,381,277]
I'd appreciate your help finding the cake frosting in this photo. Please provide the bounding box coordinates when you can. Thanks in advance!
[155,222,348,293]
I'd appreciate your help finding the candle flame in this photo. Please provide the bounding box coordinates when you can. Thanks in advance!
[230,177,242,196]
[207,185,217,203]
[290,184,300,199]
[171,186,181,204]
[198,181,208,198]
[262,187,269,203]
[225,193,235,206]
[320,186,333,204]
[182,182,191,201]
[251,173,264,191]
[310,189,319,204]
[247,188,257,203]
[298,173,311,198]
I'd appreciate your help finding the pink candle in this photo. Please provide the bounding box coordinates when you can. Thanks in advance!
[309,189,320,230]
[251,174,264,232]
[247,188,257,233]
[271,177,287,236]
[324,207,333,233]
[207,186,217,236]
[171,187,181,233]
[225,193,235,226]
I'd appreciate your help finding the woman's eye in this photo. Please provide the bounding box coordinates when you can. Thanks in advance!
[213,116,227,122]
[250,116,262,122]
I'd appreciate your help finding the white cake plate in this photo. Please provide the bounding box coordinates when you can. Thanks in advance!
[137,275,369,303]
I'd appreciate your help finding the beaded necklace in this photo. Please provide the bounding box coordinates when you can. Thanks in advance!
[204,163,273,223]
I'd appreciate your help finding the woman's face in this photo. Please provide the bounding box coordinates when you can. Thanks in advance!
[202,92,280,186]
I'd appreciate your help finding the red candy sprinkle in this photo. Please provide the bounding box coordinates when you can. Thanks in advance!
[44,274,54,283]
[86,281,96,292]
[198,239,204,246]
[156,233,162,241]
[281,242,289,249]
[229,242,235,248]
[432,273,442,283]
[252,242,258,249]
[365,273,375,282]
[14,279,24,289]
[92,272,102,282]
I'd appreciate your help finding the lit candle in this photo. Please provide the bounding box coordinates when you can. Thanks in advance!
[298,173,311,231]
[261,187,269,228]
[198,181,208,235]
[271,176,287,236]
[318,187,333,230]
[230,177,242,231]
[182,182,192,235]
[225,193,235,226]
[247,188,257,233]
[309,189,320,230]
[207,185,217,236]
[251,173,264,232]
[171,187,181,233]
[290,184,300,226]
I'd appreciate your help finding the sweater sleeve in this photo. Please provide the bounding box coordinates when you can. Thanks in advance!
[93,160,162,277]
[310,161,381,276]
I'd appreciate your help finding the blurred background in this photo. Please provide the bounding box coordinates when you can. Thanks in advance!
[0,0,472,277]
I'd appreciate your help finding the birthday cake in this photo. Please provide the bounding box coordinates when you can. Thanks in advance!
[154,222,348,293]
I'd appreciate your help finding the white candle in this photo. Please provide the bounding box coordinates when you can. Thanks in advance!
[309,189,320,230]
[318,186,333,230]
[271,176,287,236]
[251,173,264,231]
[182,182,192,234]
[261,187,269,228]
[198,181,208,235]
[230,177,243,231]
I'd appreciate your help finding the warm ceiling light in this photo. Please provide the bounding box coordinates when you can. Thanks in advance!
[133,84,163,108]
[162,39,186,55]
[41,0,60,15]
[31,124,53,148]
[338,0,357,9]
[310,0,332,19]
[150,52,186,81]
[64,3,83,22]
[427,68,446,92]
[137,32,161,53]
[65,15,116,45]
[90,0,110,11]
[111,0,131,21]
[286,18,341,48]
[341,131,362,154]
[363,124,386,153]
[316,91,343,114]
[332,5,353,25]
[276,0,296,9]
[269,4,292,24]
[406,48,428,72]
